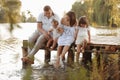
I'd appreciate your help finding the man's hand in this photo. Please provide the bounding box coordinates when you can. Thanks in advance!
[43,32,50,40]
[37,22,50,40]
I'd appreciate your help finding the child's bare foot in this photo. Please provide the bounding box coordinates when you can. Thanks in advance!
[60,57,65,68]
[53,62,60,69]
[49,47,54,51]
[81,48,85,53]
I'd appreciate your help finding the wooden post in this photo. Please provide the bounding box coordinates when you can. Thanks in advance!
[118,51,120,80]
[82,44,92,66]
[44,49,51,64]
[67,44,75,65]
[22,40,28,69]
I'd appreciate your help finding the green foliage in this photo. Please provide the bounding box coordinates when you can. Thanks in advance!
[68,65,90,80]
[72,0,120,27]
[72,1,91,19]
[0,0,21,33]
[21,10,36,23]
[21,12,27,23]
[22,66,32,80]
[0,7,8,22]
[26,15,36,22]
[72,0,93,24]
[2,0,21,23]
[92,0,109,26]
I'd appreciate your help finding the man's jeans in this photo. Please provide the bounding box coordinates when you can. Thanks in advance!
[27,30,50,63]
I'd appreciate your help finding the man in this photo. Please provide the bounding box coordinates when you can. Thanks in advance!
[22,5,60,65]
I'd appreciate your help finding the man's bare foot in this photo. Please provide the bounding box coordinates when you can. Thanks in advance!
[21,57,34,64]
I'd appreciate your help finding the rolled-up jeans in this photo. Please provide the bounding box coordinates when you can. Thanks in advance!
[27,30,50,63]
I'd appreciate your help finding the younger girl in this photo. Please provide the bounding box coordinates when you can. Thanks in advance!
[54,11,76,68]
[75,16,91,62]
[46,19,61,50]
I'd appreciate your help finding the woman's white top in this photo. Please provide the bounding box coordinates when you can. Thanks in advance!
[58,25,75,46]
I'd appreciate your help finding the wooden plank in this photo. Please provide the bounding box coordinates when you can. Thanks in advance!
[23,40,28,48]
[86,43,120,53]
[85,50,119,54]
[21,39,120,69]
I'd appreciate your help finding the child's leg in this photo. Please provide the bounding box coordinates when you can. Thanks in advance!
[50,38,57,50]
[60,45,70,67]
[54,46,63,68]
[82,40,87,52]
[60,46,70,59]
[46,38,53,48]
[76,44,82,62]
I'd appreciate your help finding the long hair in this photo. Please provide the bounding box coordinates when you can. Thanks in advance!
[78,16,89,27]
[66,11,76,27]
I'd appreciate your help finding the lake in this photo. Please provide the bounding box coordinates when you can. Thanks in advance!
[0,23,120,80]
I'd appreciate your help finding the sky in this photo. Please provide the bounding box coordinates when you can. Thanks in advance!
[20,0,77,18]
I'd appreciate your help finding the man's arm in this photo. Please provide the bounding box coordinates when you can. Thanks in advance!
[37,22,50,40]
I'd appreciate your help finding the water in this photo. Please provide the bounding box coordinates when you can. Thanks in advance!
[0,23,120,80]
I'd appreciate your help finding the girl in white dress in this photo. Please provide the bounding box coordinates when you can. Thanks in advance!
[75,16,91,62]
[54,11,76,68]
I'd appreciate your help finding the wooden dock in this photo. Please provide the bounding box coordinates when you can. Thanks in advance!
[22,40,120,74]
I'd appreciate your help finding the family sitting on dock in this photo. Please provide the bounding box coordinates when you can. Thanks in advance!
[21,5,91,68]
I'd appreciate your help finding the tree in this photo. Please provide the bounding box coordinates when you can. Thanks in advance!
[72,0,120,27]
[0,0,21,33]
[26,15,36,22]
[0,7,8,22]
[72,0,93,24]
[72,1,88,19]
[20,10,36,23]
[93,0,120,27]
[92,0,110,26]
[21,12,27,23]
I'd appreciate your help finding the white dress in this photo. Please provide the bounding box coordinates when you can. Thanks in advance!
[51,27,61,39]
[75,26,90,45]
[58,25,75,46]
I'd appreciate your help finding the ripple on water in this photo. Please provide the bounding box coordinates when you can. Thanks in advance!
[0,38,23,80]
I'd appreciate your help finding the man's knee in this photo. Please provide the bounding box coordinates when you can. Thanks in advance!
[37,35,47,48]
